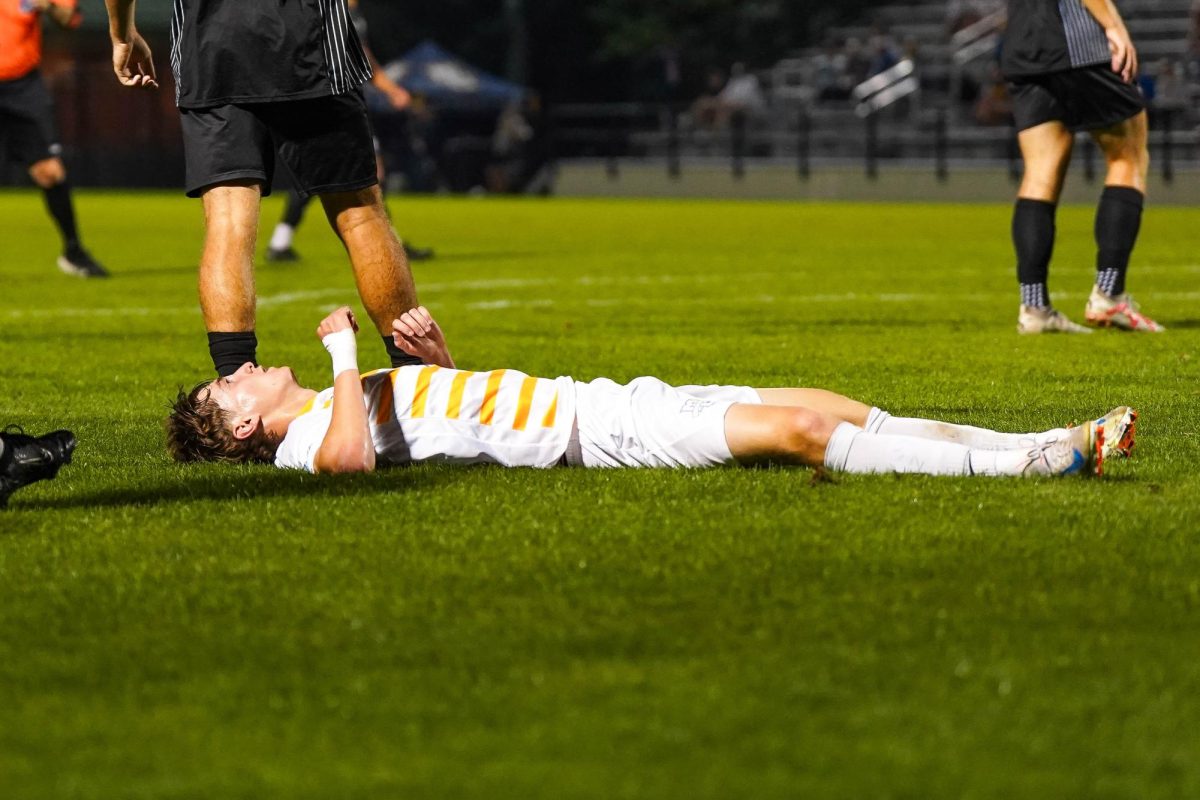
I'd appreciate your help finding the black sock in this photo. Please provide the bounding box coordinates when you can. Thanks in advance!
[1094,186,1144,297]
[383,335,421,368]
[283,191,312,228]
[1013,198,1057,308]
[42,182,80,253]
[208,332,258,377]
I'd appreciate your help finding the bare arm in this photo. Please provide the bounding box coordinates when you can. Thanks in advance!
[104,0,158,89]
[313,307,377,474]
[1080,0,1138,82]
[30,0,80,29]
[364,42,411,110]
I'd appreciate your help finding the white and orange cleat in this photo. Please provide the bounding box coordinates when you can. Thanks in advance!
[1084,287,1165,332]
[1017,305,1092,335]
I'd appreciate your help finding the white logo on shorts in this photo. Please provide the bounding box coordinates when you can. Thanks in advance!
[680,398,715,418]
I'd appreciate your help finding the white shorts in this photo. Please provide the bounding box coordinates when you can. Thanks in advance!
[571,377,761,469]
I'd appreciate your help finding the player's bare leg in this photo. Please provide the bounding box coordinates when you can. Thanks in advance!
[1084,110,1162,331]
[753,388,871,426]
[1013,121,1088,333]
[29,156,107,278]
[322,186,422,365]
[200,182,262,375]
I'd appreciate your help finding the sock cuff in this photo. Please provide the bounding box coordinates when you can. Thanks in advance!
[823,422,862,472]
[1100,185,1145,207]
[383,335,422,368]
[208,331,258,377]
[1015,197,1057,212]
[864,407,889,434]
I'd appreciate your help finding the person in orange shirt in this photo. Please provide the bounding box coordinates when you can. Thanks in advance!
[0,0,108,277]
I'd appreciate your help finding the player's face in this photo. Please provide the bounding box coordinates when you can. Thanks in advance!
[204,363,299,417]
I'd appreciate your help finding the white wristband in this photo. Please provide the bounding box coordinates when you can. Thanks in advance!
[322,328,359,378]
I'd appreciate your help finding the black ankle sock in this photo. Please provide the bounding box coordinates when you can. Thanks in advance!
[1013,198,1057,306]
[1094,186,1144,296]
[208,332,258,377]
[383,335,421,368]
[283,191,312,228]
[42,182,80,252]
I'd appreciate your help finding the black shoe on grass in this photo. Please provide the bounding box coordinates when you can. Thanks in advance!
[266,246,301,263]
[58,247,110,278]
[0,428,77,509]
[404,243,435,261]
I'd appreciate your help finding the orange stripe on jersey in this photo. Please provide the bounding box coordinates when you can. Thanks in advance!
[445,371,475,419]
[411,366,439,419]
[512,376,538,431]
[374,371,397,425]
[296,397,317,418]
[541,392,558,428]
[479,370,506,426]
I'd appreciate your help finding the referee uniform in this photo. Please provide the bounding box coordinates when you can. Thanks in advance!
[1,0,107,277]
[1003,0,1145,132]
[171,0,378,199]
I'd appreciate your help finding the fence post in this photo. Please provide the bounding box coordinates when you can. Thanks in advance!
[606,119,620,180]
[666,104,681,179]
[935,108,949,183]
[865,112,878,180]
[1007,123,1020,184]
[797,108,810,181]
[731,110,746,180]
[1162,107,1174,185]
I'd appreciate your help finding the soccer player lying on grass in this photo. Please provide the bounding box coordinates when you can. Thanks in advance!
[166,307,1137,478]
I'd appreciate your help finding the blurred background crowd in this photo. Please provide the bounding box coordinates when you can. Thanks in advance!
[4,0,1198,193]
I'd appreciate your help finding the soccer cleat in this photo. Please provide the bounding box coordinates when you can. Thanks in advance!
[57,247,109,278]
[1017,305,1092,335]
[1094,406,1137,464]
[1084,286,1164,332]
[403,242,435,261]
[0,427,77,509]
[265,246,301,263]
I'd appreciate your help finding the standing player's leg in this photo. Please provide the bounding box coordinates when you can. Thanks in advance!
[199,182,263,377]
[321,186,422,367]
[1083,110,1163,332]
[266,190,313,262]
[1013,121,1088,334]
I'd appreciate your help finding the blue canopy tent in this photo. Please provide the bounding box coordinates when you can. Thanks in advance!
[383,41,528,111]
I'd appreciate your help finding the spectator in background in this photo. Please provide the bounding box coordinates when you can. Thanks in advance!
[717,62,767,121]
[866,23,901,77]
[974,63,1013,125]
[813,38,850,100]
[0,0,108,277]
[690,68,727,131]
[486,100,534,194]
[1188,0,1200,79]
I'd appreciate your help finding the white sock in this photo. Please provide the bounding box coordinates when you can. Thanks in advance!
[966,447,1044,477]
[864,407,1066,451]
[269,223,294,252]
[824,422,973,476]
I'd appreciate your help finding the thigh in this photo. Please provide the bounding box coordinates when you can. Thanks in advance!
[262,92,377,199]
[575,377,739,469]
[179,104,273,198]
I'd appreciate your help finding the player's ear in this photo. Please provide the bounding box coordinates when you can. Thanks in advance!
[232,414,262,441]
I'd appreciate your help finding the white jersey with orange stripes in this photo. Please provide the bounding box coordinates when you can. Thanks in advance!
[274,365,576,472]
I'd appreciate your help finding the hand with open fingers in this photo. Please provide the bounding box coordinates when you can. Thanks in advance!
[392,306,455,368]
[1106,27,1137,83]
[112,34,158,90]
[317,306,360,341]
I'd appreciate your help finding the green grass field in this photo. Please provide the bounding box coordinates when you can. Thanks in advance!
[1,190,1199,798]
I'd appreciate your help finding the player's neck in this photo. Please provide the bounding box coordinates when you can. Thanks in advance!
[265,387,319,439]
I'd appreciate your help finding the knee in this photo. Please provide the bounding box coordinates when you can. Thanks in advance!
[323,187,387,234]
[782,408,837,453]
[29,159,66,188]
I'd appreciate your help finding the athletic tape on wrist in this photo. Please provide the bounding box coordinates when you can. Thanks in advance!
[322,329,359,378]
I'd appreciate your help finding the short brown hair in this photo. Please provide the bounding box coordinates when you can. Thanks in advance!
[165,382,279,464]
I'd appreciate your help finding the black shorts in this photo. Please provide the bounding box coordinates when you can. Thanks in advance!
[179,91,377,199]
[0,71,62,167]
[1008,64,1146,133]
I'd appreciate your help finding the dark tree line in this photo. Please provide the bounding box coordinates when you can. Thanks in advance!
[360,0,881,102]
